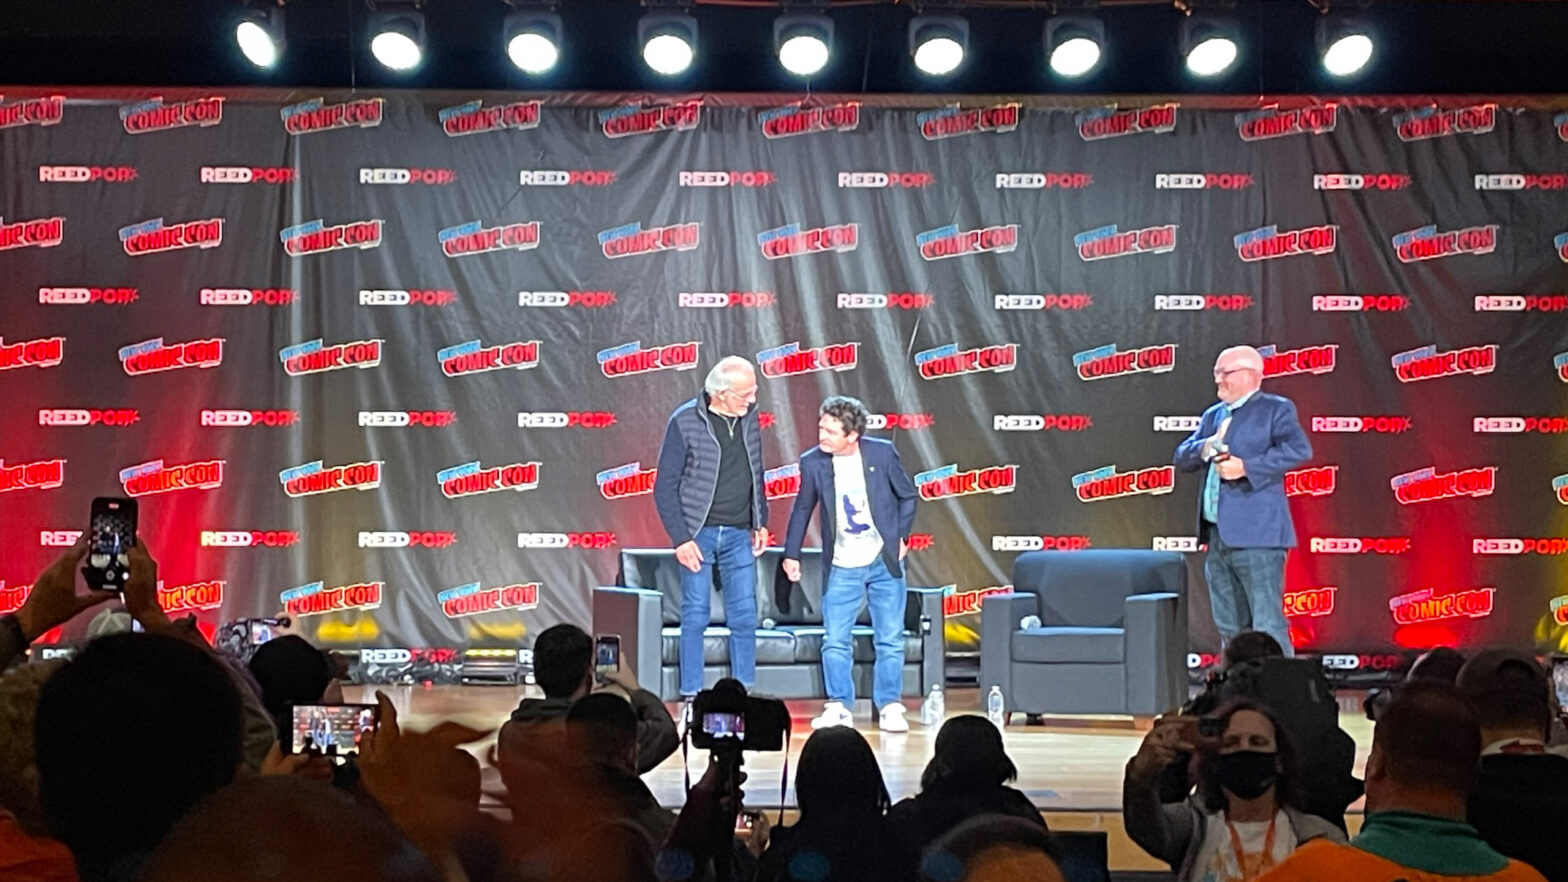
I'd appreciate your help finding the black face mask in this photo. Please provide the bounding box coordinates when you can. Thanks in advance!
[1215,750,1278,800]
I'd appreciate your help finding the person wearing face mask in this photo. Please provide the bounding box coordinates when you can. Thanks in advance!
[1124,699,1344,882]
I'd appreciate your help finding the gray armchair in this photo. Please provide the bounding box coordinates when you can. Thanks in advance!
[980,549,1187,719]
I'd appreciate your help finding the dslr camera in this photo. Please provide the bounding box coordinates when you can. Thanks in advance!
[689,679,790,753]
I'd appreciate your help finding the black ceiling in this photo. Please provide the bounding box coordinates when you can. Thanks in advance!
[0,0,1565,95]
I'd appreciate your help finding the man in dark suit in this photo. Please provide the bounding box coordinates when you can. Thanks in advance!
[1174,345,1312,655]
[783,395,919,732]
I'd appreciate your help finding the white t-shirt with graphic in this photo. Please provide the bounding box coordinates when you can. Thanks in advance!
[1192,809,1298,882]
[831,451,884,568]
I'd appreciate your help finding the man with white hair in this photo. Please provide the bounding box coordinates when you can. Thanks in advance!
[653,356,768,699]
[1174,346,1311,655]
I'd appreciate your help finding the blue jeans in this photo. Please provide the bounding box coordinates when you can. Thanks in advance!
[679,525,758,696]
[822,558,906,710]
[1204,528,1294,656]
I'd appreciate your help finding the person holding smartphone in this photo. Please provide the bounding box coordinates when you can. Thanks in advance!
[1124,701,1343,882]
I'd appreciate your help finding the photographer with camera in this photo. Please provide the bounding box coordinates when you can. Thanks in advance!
[1125,699,1343,882]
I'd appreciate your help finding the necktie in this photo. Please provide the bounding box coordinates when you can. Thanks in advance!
[1203,405,1233,523]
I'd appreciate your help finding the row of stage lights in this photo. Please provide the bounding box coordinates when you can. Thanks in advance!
[235,2,1377,81]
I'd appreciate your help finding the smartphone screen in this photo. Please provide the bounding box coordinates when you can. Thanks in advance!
[702,711,744,740]
[595,635,620,675]
[287,703,377,755]
[1551,657,1568,710]
[250,619,281,645]
[734,811,760,834]
[87,497,137,589]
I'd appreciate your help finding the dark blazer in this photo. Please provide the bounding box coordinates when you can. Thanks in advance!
[1173,391,1311,548]
[783,437,918,580]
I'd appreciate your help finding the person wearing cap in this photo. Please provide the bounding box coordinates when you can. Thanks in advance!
[1459,649,1568,882]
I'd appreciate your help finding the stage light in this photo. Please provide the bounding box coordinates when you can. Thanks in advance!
[775,13,833,77]
[1045,15,1104,78]
[1181,14,1240,78]
[1318,15,1373,77]
[368,6,426,72]
[235,2,284,69]
[504,11,561,74]
[909,15,968,77]
[639,12,696,76]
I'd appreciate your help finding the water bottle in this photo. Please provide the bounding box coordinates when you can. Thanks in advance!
[987,685,1006,729]
[922,683,945,726]
[1020,615,1042,631]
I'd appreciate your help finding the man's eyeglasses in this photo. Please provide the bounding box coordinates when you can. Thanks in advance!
[1213,367,1256,379]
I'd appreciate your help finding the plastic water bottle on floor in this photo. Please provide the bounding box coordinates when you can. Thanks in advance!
[987,685,1005,729]
[922,683,945,726]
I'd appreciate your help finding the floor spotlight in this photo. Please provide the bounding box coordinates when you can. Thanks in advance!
[368,5,425,71]
[1045,15,1104,78]
[775,13,832,77]
[639,12,696,76]
[1318,15,1373,77]
[909,15,967,77]
[1181,14,1240,77]
[235,3,284,69]
[504,11,561,74]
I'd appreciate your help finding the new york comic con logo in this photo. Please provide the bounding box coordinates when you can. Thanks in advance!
[1285,465,1338,497]
[1557,112,1568,142]
[1234,225,1337,261]
[1391,465,1497,504]
[599,222,698,258]
[1075,224,1177,261]
[757,342,859,378]
[119,459,224,497]
[1235,105,1337,141]
[440,582,540,618]
[439,339,539,376]
[119,338,223,375]
[0,216,64,250]
[597,341,699,377]
[918,103,1019,140]
[1260,344,1337,377]
[1555,232,1568,263]
[119,218,222,255]
[1073,343,1176,380]
[1072,464,1175,502]
[758,222,858,259]
[440,220,539,257]
[1390,587,1494,625]
[916,224,1018,260]
[1391,224,1497,263]
[1552,474,1568,505]
[599,100,701,138]
[439,98,540,136]
[598,462,656,499]
[1284,587,1337,618]
[0,336,64,370]
[282,581,383,617]
[280,219,382,256]
[279,460,382,497]
[118,96,222,133]
[916,342,1017,380]
[0,459,65,493]
[0,94,64,128]
[0,582,33,614]
[765,464,800,500]
[758,102,859,138]
[1391,344,1496,383]
[1076,103,1177,140]
[279,338,382,376]
[280,97,384,135]
[1557,352,1568,382]
[1552,595,1568,626]
[1394,104,1496,142]
[157,580,225,614]
[916,463,1018,500]
[439,461,540,499]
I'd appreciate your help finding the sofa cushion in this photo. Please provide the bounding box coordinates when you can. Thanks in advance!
[659,627,797,665]
[1011,627,1125,664]
[784,625,923,664]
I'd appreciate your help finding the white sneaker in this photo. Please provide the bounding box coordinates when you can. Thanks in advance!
[878,703,910,733]
[811,701,855,730]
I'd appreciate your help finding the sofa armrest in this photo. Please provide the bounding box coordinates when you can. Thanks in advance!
[905,586,946,694]
[980,592,1040,706]
[593,587,663,688]
[1124,592,1185,715]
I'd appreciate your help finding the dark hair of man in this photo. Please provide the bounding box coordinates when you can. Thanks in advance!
[566,692,639,768]
[1463,657,1552,737]
[1407,647,1466,684]
[1374,680,1482,796]
[35,633,244,882]
[1194,698,1306,813]
[919,815,1061,882]
[247,634,332,722]
[921,714,1019,793]
[533,624,593,699]
[1222,631,1285,669]
[820,395,870,439]
[795,727,891,820]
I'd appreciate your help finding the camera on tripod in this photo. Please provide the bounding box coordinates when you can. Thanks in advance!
[689,679,790,753]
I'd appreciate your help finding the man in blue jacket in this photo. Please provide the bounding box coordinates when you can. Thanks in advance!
[783,395,919,732]
[1175,345,1312,655]
[653,356,768,698]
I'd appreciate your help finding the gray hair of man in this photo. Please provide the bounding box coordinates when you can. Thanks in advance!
[704,356,756,396]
